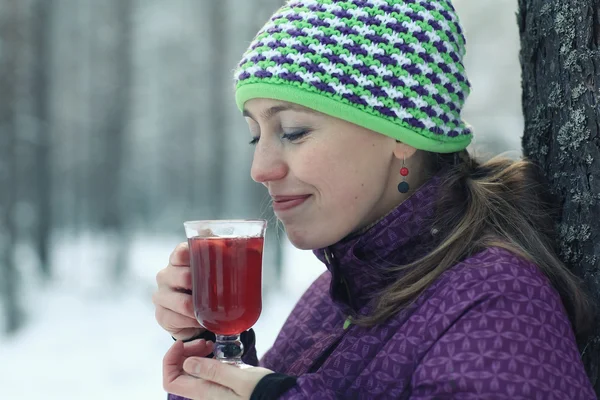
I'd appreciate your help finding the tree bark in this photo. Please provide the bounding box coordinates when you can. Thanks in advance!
[0,0,24,335]
[518,0,600,392]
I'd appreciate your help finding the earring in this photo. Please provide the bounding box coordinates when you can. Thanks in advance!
[398,155,409,193]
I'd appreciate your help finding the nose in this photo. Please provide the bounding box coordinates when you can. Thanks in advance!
[250,141,288,184]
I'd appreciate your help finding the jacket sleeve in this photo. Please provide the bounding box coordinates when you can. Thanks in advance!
[409,262,596,400]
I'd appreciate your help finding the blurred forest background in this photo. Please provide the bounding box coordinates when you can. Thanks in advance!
[0,0,525,398]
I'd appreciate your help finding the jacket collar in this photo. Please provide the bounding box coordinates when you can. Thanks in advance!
[313,173,442,313]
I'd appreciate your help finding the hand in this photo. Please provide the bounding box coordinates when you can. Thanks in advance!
[153,242,204,340]
[163,339,274,400]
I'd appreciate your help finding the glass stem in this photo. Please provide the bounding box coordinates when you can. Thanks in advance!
[214,334,244,365]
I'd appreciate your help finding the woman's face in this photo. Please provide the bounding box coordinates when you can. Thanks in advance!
[244,98,415,250]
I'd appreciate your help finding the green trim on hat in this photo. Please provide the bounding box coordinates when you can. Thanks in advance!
[236,83,472,153]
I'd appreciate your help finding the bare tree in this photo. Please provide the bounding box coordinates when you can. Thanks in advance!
[518,0,600,393]
[0,0,24,334]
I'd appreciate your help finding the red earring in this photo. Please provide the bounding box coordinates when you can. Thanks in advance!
[398,155,409,193]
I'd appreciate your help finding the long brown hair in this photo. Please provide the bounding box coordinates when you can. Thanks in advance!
[356,150,594,340]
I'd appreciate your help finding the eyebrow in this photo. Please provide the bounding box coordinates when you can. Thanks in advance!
[242,104,316,121]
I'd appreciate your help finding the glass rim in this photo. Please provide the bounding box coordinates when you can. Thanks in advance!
[183,219,268,226]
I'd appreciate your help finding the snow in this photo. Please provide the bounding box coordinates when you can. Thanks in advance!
[0,234,324,400]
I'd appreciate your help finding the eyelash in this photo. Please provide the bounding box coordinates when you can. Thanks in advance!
[249,130,309,146]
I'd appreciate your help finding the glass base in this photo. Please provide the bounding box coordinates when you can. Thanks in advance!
[214,334,248,368]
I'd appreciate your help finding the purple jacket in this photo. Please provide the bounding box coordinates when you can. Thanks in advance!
[170,176,595,399]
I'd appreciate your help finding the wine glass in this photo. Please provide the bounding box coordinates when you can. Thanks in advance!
[183,219,267,367]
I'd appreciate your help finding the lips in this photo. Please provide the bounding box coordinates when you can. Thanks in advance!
[271,194,311,212]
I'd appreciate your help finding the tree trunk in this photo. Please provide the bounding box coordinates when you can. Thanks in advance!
[107,0,132,283]
[32,0,53,279]
[518,0,600,392]
[0,0,24,335]
[207,0,226,218]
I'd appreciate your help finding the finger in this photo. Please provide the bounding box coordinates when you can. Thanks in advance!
[167,374,238,400]
[155,304,202,333]
[163,340,185,390]
[169,242,190,266]
[183,358,245,393]
[182,339,214,358]
[156,266,192,290]
[153,290,195,319]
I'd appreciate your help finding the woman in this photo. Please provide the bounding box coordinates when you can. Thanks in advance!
[154,0,596,398]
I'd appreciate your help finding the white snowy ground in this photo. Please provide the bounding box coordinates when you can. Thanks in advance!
[0,234,324,400]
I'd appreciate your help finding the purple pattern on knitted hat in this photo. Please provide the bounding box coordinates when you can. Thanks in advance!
[373,54,397,66]
[292,44,316,55]
[365,85,387,98]
[384,75,407,87]
[323,53,347,66]
[426,72,441,84]
[353,64,373,77]
[332,9,352,19]
[320,36,338,46]
[267,40,283,49]
[337,25,359,36]
[358,15,381,27]
[443,83,455,93]
[352,0,370,7]
[364,33,388,45]
[394,42,415,54]
[313,81,337,94]
[255,70,273,79]
[287,28,304,37]
[421,52,434,63]
[250,54,267,63]
[272,55,295,65]
[342,92,368,106]
[344,43,368,57]
[386,22,410,34]
[397,98,416,108]
[374,105,398,118]
[307,17,330,28]
[304,62,327,75]
[279,72,304,83]
[405,11,424,22]
[333,72,359,86]
[267,26,282,34]
[413,31,429,43]
[407,117,426,129]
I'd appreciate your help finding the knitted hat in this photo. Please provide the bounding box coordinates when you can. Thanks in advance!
[234,0,472,153]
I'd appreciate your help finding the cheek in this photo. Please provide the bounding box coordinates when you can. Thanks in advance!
[298,144,384,209]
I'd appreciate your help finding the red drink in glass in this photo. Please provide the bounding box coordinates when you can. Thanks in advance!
[188,236,263,336]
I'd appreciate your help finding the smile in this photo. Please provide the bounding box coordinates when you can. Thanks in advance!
[271,195,311,212]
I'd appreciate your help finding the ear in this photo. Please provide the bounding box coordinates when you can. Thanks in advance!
[393,141,418,160]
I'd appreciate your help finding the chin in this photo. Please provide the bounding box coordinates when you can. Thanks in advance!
[283,223,340,251]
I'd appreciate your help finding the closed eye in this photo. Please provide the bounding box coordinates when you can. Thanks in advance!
[282,130,310,142]
[249,136,260,146]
